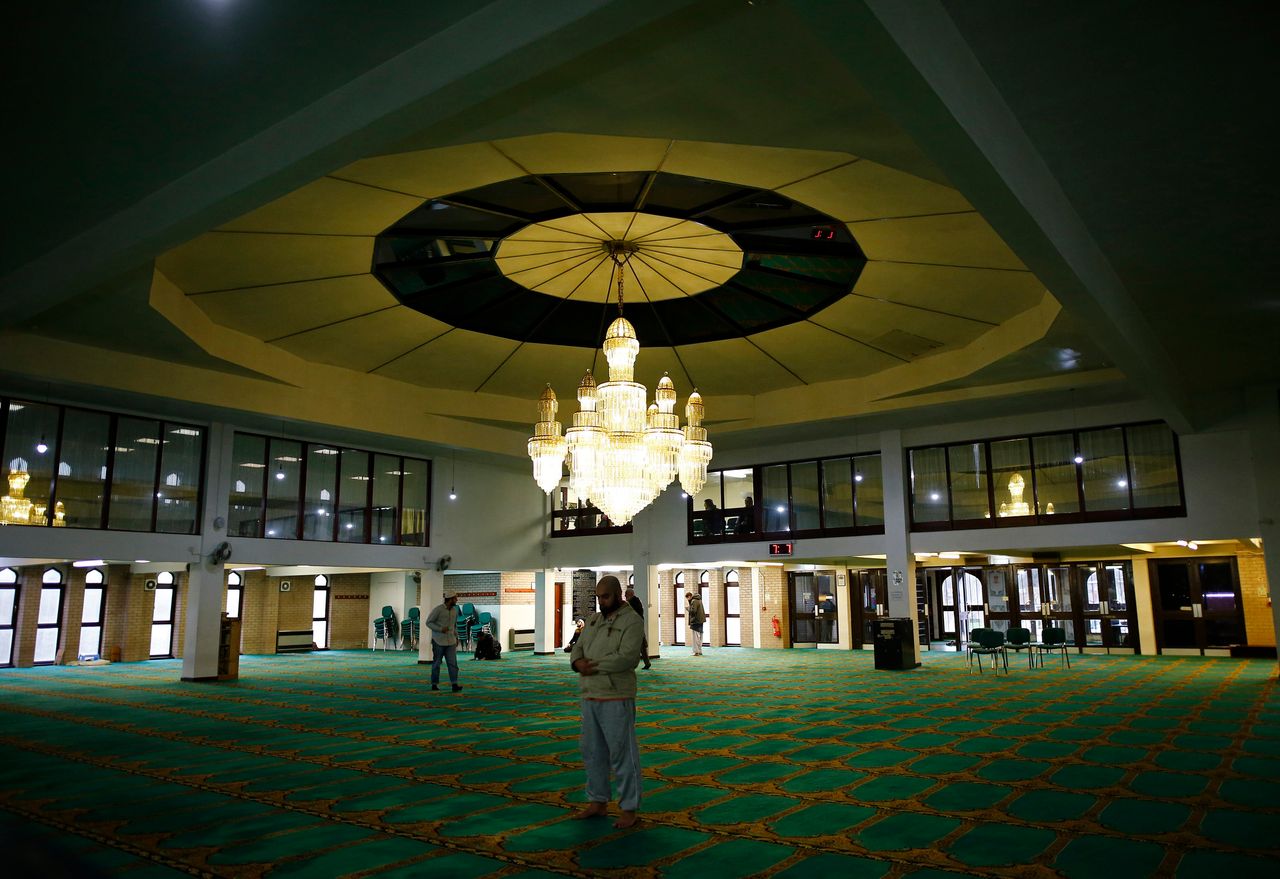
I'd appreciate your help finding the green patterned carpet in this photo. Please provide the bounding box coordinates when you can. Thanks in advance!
[1,648,1278,878]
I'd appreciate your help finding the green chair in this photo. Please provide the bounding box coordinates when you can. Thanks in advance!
[1034,626,1071,668]
[470,611,493,643]
[372,616,390,651]
[1006,627,1034,668]
[402,606,420,650]
[380,605,399,650]
[964,627,988,670]
[970,627,1008,675]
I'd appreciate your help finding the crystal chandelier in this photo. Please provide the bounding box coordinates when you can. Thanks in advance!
[528,243,712,525]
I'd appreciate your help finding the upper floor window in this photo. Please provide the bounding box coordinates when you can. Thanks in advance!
[548,480,632,538]
[908,421,1183,531]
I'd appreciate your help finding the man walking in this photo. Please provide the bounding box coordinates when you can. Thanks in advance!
[624,585,653,670]
[686,590,706,655]
[570,575,644,829]
[426,589,463,692]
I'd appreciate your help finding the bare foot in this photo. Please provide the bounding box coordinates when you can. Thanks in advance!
[572,802,608,820]
[613,810,639,829]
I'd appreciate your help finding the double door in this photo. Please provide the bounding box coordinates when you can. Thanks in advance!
[788,571,837,645]
[926,567,988,644]
[851,569,888,646]
[1015,563,1138,652]
[1149,558,1245,654]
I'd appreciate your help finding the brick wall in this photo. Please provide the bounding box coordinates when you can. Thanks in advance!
[328,573,370,649]
[1239,552,1275,647]
[12,568,42,666]
[276,577,315,631]
[240,570,279,654]
[759,566,787,649]
[500,571,536,606]
[101,565,129,661]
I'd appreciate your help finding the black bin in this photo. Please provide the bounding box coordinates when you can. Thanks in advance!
[873,618,919,670]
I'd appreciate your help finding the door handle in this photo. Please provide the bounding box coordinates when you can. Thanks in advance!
[1100,600,1109,615]
[1193,603,1203,618]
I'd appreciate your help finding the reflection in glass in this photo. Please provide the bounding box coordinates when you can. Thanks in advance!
[1032,433,1079,515]
[910,447,948,523]
[791,461,820,530]
[371,454,400,544]
[854,454,884,526]
[337,450,370,543]
[1126,423,1180,509]
[229,434,266,537]
[303,446,338,541]
[157,425,203,534]
[1080,427,1129,512]
[1016,567,1041,615]
[948,443,989,520]
[265,439,302,539]
[1156,563,1193,609]
[56,409,110,529]
[1,401,59,528]
[987,568,1010,613]
[400,458,429,545]
[762,464,789,532]
[109,417,161,531]
[821,458,854,529]
[990,438,1033,518]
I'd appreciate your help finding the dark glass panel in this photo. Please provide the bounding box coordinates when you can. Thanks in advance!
[400,458,429,546]
[2,400,59,526]
[754,253,862,286]
[948,443,989,520]
[371,454,400,545]
[303,446,338,541]
[910,447,949,523]
[990,438,1033,519]
[702,193,825,228]
[156,425,203,534]
[387,199,522,236]
[337,450,369,543]
[229,434,266,538]
[264,439,302,540]
[544,171,648,208]
[1032,433,1079,515]
[452,177,568,217]
[108,417,160,531]
[1156,563,1193,609]
[854,454,883,527]
[821,457,855,529]
[791,461,820,531]
[1080,427,1129,512]
[762,464,790,532]
[55,408,110,529]
[1126,423,1180,508]
[642,174,751,214]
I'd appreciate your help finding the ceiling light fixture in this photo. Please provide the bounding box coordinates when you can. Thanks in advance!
[528,242,711,525]
[449,450,457,501]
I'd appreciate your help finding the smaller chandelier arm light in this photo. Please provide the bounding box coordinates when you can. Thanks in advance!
[529,242,712,524]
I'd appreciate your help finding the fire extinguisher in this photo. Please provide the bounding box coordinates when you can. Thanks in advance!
[771,616,781,638]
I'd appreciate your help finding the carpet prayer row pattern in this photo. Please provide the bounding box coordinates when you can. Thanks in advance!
[0,648,1278,878]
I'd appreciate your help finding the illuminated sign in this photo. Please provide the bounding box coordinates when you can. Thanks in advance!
[769,542,793,556]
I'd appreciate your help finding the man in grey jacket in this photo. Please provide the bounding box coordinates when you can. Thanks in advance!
[425,589,463,692]
[570,575,644,829]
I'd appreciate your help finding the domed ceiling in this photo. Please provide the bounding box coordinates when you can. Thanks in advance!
[155,133,1052,424]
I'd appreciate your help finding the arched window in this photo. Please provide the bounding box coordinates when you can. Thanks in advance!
[157,571,174,586]
[699,570,710,586]
[314,574,328,587]
[84,569,105,585]
[43,568,63,584]
[725,569,740,584]
[1,569,20,666]
[725,569,742,645]
[227,571,241,586]
[674,571,687,645]
[0,568,17,584]
[79,569,107,658]
[225,571,243,619]
[628,573,635,587]
[312,574,331,648]
[150,573,177,658]
[35,570,65,664]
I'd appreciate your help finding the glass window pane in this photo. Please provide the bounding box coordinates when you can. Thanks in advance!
[1080,427,1129,512]
[399,458,428,545]
[948,443,989,520]
[337,450,369,542]
[791,461,820,531]
[229,434,266,538]
[987,569,1010,613]
[3,400,60,527]
[77,625,102,657]
[108,417,161,531]
[692,471,722,538]
[854,454,883,526]
[1017,567,1042,615]
[0,587,14,621]
[371,454,400,544]
[1032,433,1079,515]
[0,630,12,665]
[38,587,62,624]
[990,438,1033,518]
[312,589,328,619]
[226,589,241,618]
[722,469,754,535]
[152,587,174,622]
[821,458,855,529]
[149,624,173,657]
[82,588,104,624]
[726,585,741,615]
[303,445,339,541]
[265,439,302,539]
[1126,423,1181,508]
[156,425,203,534]
[34,628,58,663]
[313,620,328,649]
[54,409,110,528]
[910,447,949,523]
[761,464,789,532]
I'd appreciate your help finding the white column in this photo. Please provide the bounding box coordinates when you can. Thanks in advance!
[881,428,921,666]
[417,568,444,664]
[836,571,853,650]
[632,562,660,660]
[533,569,557,655]
[182,422,233,682]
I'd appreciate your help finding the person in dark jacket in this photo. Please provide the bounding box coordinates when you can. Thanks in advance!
[625,586,653,669]
[563,618,585,653]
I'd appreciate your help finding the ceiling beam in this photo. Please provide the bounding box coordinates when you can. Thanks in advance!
[789,0,1195,433]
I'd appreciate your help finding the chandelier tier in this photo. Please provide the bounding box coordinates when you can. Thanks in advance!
[528,242,712,525]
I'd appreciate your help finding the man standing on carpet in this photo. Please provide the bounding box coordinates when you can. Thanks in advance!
[570,575,644,829]
[425,589,463,692]
[686,589,706,655]
[624,585,653,670]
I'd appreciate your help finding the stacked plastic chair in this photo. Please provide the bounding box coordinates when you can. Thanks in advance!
[402,606,420,650]
[372,616,388,651]
[381,605,399,650]
[456,602,478,651]
[470,611,494,645]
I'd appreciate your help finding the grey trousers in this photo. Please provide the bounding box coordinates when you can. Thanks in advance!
[431,642,458,685]
[580,698,641,811]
